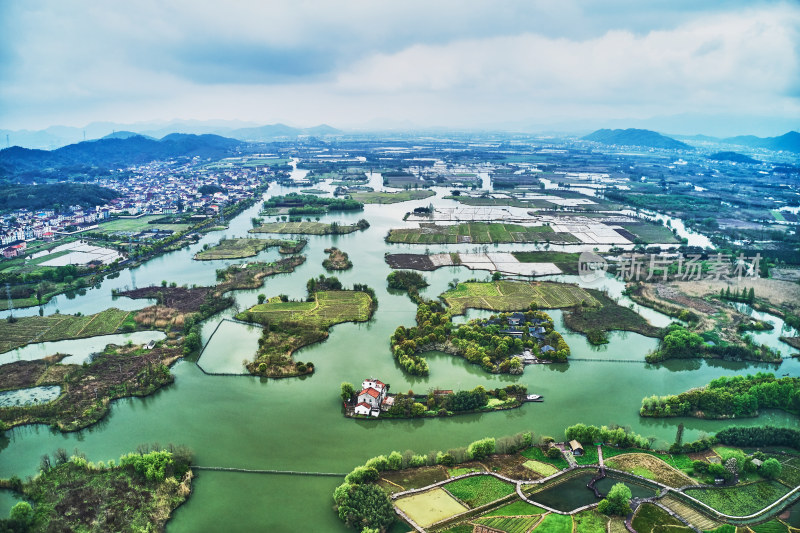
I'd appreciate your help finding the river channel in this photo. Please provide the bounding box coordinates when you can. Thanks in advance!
[0,176,798,531]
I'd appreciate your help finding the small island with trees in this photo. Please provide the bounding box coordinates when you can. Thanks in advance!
[340,379,530,419]
[194,237,306,260]
[323,247,353,270]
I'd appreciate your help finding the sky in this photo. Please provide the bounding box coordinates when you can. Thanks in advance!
[1,0,798,135]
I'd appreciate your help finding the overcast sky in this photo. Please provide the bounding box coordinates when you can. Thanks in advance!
[1,1,798,134]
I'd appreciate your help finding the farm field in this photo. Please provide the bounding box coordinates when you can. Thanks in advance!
[472,515,540,532]
[482,500,546,517]
[572,509,610,533]
[533,512,573,533]
[660,495,720,530]
[194,238,303,260]
[631,503,689,533]
[386,222,579,244]
[605,453,695,487]
[617,222,680,244]
[0,308,136,353]
[444,475,516,508]
[394,488,468,527]
[250,221,361,235]
[241,290,372,328]
[685,481,791,516]
[441,280,596,315]
[350,190,435,204]
[523,460,559,476]
[97,215,192,234]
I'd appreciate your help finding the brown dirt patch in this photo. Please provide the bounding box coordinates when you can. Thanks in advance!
[385,253,436,270]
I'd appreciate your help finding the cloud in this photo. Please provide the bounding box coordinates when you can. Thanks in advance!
[335,5,800,118]
[0,1,797,131]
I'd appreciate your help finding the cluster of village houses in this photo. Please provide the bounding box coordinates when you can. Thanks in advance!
[1,159,269,258]
[491,312,557,362]
[354,378,394,417]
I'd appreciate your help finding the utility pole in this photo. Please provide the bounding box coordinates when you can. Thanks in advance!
[5,283,14,321]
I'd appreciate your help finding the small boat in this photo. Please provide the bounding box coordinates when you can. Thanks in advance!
[525,394,544,402]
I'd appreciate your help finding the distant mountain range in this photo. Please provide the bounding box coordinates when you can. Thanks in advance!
[707,152,761,164]
[0,133,243,177]
[719,131,800,153]
[0,121,342,150]
[582,128,693,150]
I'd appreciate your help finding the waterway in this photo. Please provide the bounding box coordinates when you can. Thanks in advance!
[0,170,797,531]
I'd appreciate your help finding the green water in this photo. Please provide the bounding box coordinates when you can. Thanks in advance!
[528,471,656,512]
[1,183,798,532]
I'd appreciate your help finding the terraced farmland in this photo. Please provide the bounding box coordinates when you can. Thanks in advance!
[441,280,596,315]
[386,222,579,244]
[0,308,136,353]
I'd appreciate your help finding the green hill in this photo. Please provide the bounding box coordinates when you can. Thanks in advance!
[583,128,693,150]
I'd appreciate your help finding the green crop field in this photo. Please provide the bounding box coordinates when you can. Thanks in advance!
[98,215,192,234]
[472,516,540,532]
[250,221,360,235]
[386,222,579,244]
[750,520,790,533]
[534,512,573,533]
[523,460,559,477]
[631,503,688,533]
[394,488,468,527]
[572,510,609,533]
[444,475,516,508]
[350,190,435,204]
[573,446,600,465]
[483,500,545,517]
[617,222,679,244]
[685,481,790,516]
[0,308,136,353]
[243,291,372,328]
[659,495,719,531]
[441,280,596,314]
[771,210,786,222]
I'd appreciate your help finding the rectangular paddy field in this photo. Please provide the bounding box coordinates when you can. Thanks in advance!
[386,222,579,244]
[394,488,468,527]
[441,281,597,314]
[244,291,372,328]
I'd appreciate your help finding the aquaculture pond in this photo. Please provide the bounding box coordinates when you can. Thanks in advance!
[527,471,657,512]
[0,386,60,408]
[0,175,797,532]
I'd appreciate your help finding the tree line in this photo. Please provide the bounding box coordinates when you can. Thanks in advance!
[640,372,800,419]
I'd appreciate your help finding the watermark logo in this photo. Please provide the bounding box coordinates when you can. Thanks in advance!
[578,251,608,283]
